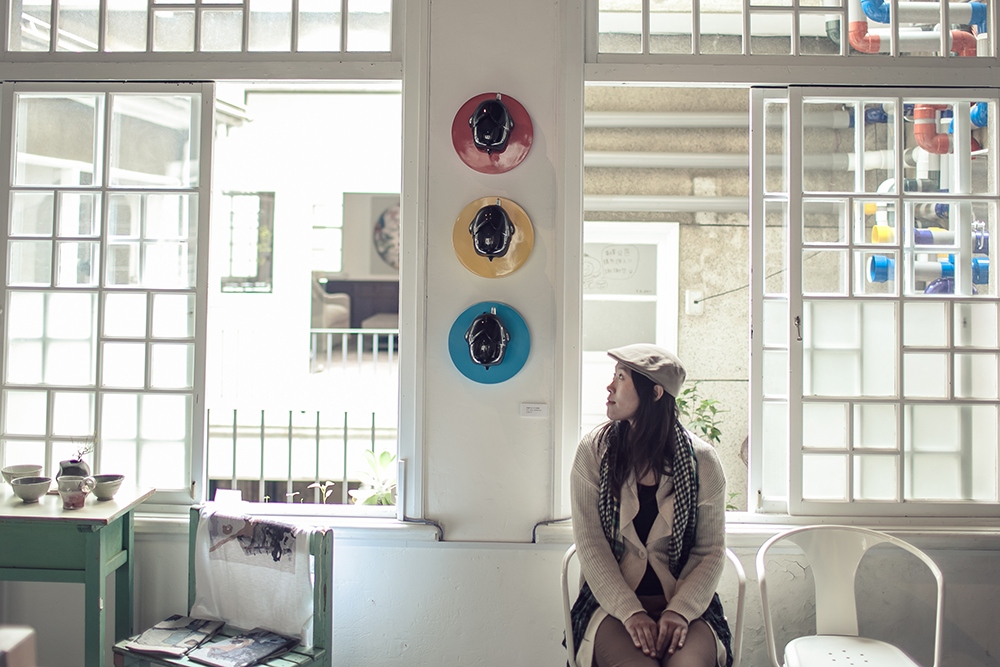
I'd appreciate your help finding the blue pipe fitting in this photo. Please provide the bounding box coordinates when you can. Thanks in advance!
[971,2,987,34]
[865,107,889,124]
[868,255,893,283]
[862,0,890,23]
[971,102,988,128]
[935,203,949,219]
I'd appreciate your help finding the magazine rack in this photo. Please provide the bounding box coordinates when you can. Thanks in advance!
[112,506,333,667]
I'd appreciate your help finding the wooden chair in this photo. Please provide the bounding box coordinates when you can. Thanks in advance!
[113,506,332,667]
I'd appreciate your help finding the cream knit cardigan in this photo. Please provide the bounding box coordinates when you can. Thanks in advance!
[570,427,728,667]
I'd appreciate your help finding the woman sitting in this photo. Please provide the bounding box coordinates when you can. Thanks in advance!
[569,344,732,667]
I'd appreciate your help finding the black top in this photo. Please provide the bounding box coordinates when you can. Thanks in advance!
[634,482,665,596]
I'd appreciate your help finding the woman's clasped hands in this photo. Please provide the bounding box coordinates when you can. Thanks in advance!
[623,609,689,659]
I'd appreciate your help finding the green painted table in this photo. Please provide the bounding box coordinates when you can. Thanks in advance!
[0,484,155,667]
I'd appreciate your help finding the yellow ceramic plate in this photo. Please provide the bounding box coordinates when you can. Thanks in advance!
[452,197,534,278]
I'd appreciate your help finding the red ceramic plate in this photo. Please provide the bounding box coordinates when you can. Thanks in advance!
[451,92,533,174]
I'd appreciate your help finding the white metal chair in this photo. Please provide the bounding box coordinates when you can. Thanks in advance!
[755,525,945,667]
[560,543,746,667]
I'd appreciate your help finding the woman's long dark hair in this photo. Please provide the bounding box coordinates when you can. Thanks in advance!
[600,370,681,496]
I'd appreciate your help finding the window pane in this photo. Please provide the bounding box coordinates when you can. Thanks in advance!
[15,94,102,186]
[347,0,390,51]
[57,0,100,51]
[859,200,895,246]
[802,402,847,449]
[102,342,147,388]
[249,0,291,51]
[854,403,896,449]
[802,453,847,500]
[762,298,788,347]
[955,302,997,348]
[905,404,997,501]
[110,96,199,187]
[750,12,791,55]
[52,391,95,437]
[955,353,998,399]
[763,200,787,294]
[763,349,788,398]
[2,441,46,470]
[853,455,897,500]
[803,249,847,295]
[599,0,641,53]
[10,0,52,50]
[152,293,195,338]
[903,353,948,398]
[762,401,788,498]
[145,241,193,288]
[700,0,742,54]
[864,101,895,193]
[152,10,195,51]
[8,240,52,286]
[106,243,140,285]
[104,293,148,338]
[11,192,55,236]
[106,0,148,51]
[803,199,846,244]
[802,102,855,193]
[58,192,101,237]
[764,102,786,194]
[150,343,194,388]
[45,292,98,386]
[298,0,341,51]
[3,390,47,435]
[904,301,947,347]
[799,13,837,55]
[650,1,691,54]
[856,250,896,296]
[201,9,243,51]
[56,241,99,286]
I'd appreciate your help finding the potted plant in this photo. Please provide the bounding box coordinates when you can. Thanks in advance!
[348,450,397,505]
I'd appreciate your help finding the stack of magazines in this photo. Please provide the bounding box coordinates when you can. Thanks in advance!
[186,628,300,667]
[119,615,224,657]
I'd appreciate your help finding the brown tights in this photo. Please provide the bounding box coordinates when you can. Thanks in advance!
[593,597,719,667]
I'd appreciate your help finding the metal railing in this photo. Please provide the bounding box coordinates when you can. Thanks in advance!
[309,327,398,373]
[206,408,395,505]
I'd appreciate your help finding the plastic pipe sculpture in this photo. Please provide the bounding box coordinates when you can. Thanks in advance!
[868,255,989,284]
[915,104,982,154]
[849,0,980,55]
[861,0,987,32]
[871,225,989,252]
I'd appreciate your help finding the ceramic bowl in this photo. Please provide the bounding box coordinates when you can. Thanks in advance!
[2,464,43,485]
[11,476,51,502]
[93,474,125,501]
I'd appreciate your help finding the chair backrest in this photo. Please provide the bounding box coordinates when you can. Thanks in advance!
[561,544,746,667]
[755,525,944,667]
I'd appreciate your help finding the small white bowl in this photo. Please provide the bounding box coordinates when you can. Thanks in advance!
[93,474,125,501]
[11,476,51,503]
[2,464,43,485]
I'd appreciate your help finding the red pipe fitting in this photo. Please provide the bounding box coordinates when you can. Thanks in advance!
[914,103,981,154]
[849,20,881,52]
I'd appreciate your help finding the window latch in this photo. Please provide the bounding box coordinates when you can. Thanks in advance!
[793,316,802,341]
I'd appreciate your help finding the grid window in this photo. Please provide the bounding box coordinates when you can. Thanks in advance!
[1,84,211,501]
[752,87,1000,515]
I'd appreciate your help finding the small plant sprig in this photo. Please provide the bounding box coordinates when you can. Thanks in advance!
[349,450,397,506]
[308,480,337,504]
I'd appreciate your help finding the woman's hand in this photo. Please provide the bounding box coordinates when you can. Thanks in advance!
[656,610,689,655]
[623,611,660,657]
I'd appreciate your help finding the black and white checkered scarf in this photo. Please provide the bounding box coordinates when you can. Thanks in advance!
[566,420,733,667]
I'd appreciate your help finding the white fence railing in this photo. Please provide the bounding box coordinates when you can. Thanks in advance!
[206,408,396,505]
[309,327,399,373]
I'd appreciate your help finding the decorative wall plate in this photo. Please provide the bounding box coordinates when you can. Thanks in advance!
[448,301,530,384]
[451,93,533,174]
[453,197,534,278]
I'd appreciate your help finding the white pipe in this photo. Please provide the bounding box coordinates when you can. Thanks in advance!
[584,194,748,213]
[586,149,893,171]
[894,2,978,24]
[584,151,748,169]
[584,110,853,129]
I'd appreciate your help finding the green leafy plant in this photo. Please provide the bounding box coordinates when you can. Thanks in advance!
[677,382,741,511]
[676,381,727,446]
[348,450,397,506]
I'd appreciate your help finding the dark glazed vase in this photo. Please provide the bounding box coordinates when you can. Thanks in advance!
[58,459,91,479]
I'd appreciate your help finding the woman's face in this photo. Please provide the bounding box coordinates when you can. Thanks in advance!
[606,363,641,423]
